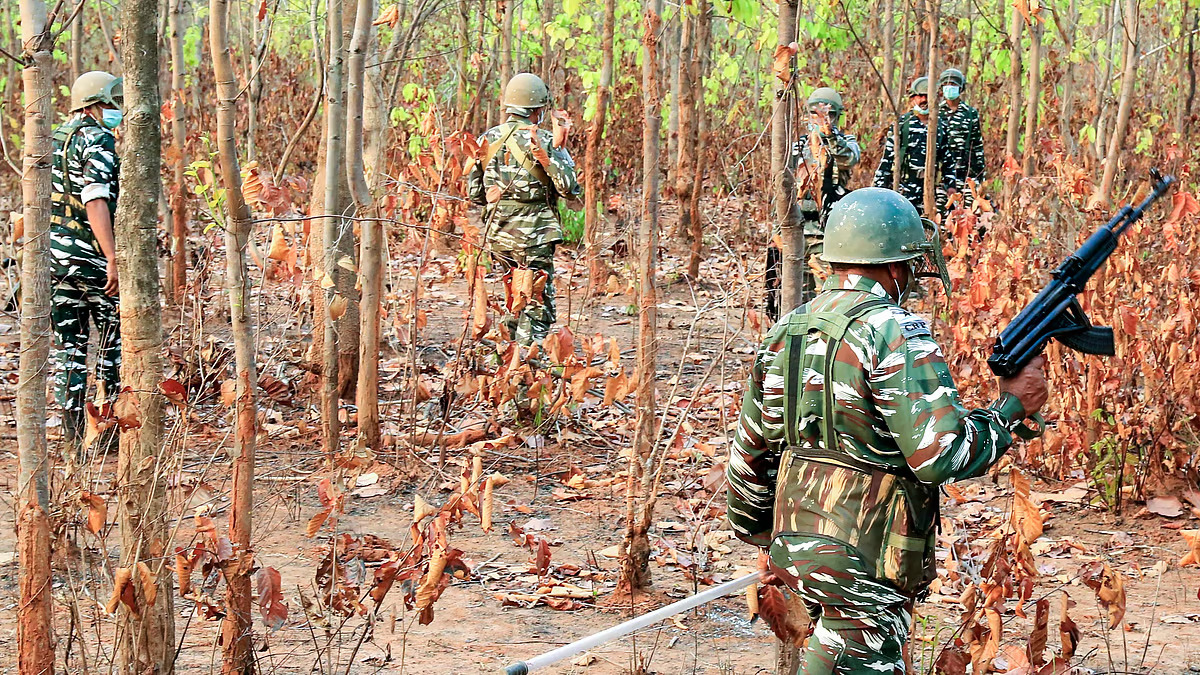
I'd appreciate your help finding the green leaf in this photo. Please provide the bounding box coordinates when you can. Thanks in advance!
[562,0,579,16]
[403,82,419,102]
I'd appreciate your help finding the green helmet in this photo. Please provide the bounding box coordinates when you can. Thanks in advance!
[821,187,951,293]
[938,67,966,88]
[70,71,123,112]
[908,76,930,97]
[503,72,551,109]
[807,87,844,113]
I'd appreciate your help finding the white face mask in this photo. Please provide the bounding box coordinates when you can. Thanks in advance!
[892,264,916,305]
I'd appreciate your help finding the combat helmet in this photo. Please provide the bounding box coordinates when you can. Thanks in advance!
[70,71,123,112]
[807,87,844,114]
[938,67,966,88]
[503,73,551,109]
[908,76,930,97]
[821,187,951,293]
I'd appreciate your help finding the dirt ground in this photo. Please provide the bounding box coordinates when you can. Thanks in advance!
[2,214,1200,675]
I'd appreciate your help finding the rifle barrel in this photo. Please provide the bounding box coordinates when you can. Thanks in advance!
[503,571,764,674]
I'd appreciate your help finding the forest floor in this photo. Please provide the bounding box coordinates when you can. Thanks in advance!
[0,202,1199,674]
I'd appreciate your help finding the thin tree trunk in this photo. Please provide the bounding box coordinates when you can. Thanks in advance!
[211,0,259,670]
[667,18,681,186]
[500,0,514,94]
[582,0,615,295]
[247,9,270,162]
[70,11,82,80]
[1093,0,1120,161]
[15,0,54,670]
[1058,0,1077,155]
[674,5,696,244]
[1022,18,1042,176]
[539,0,552,82]
[880,0,894,128]
[456,0,470,108]
[922,0,939,217]
[1176,7,1196,138]
[775,0,804,314]
[1094,0,1139,207]
[348,0,380,452]
[167,0,188,303]
[116,0,176,667]
[321,0,346,456]
[685,0,710,279]
[97,0,125,71]
[620,0,662,594]
[1004,5,1023,202]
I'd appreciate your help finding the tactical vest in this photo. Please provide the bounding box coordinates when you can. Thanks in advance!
[773,294,940,596]
[50,118,118,243]
[482,120,555,206]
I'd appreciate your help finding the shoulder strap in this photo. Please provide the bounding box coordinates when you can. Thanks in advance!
[504,129,553,189]
[481,122,519,171]
[821,297,889,455]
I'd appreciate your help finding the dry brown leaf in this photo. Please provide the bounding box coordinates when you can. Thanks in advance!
[1012,492,1044,543]
[220,379,236,407]
[306,507,334,538]
[757,584,806,645]
[1059,594,1079,659]
[256,566,288,631]
[413,494,436,524]
[159,378,187,408]
[136,561,157,607]
[1147,496,1184,518]
[267,223,290,261]
[1180,529,1200,566]
[1080,562,1126,630]
[1027,598,1049,666]
[80,492,107,534]
[745,582,760,620]
[113,387,142,431]
[328,293,348,320]
[771,42,798,83]
[482,476,495,532]
[106,567,139,618]
[415,545,448,611]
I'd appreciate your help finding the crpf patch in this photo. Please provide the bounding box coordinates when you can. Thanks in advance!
[898,315,931,339]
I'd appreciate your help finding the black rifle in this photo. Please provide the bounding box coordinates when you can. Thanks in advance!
[988,169,1176,379]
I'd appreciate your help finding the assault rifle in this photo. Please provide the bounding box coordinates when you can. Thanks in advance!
[987,170,1176,380]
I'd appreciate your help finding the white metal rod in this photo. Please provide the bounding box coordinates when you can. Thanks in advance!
[504,571,763,674]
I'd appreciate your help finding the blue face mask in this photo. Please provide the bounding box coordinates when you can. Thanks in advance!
[913,104,928,115]
[943,84,961,100]
[101,108,123,129]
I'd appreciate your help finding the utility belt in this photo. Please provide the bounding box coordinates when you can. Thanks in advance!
[772,293,939,596]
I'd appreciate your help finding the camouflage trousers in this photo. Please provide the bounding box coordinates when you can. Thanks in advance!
[769,536,912,675]
[52,273,121,444]
[492,243,556,346]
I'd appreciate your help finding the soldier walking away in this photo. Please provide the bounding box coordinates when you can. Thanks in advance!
[467,72,581,346]
[728,188,1048,674]
[938,67,986,209]
[873,77,953,216]
[765,87,861,322]
[51,71,124,454]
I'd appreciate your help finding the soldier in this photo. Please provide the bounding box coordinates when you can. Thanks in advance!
[728,188,1048,674]
[873,77,953,216]
[51,71,123,451]
[938,67,986,209]
[766,87,861,321]
[467,72,581,345]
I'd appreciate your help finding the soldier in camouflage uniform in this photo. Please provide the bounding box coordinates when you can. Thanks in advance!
[873,77,954,216]
[728,188,1048,674]
[467,73,581,345]
[51,71,124,450]
[766,87,861,321]
[937,68,986,209]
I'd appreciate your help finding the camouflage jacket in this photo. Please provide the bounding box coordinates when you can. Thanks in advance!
[51,113,119,279]
[788,128,860,225]
[727,273,1028,548]
[872,112,954,214]
[466,113,581,249]
[939,101,985,192]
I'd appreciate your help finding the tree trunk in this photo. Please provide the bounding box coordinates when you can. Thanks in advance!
[582,0,615,295]
[456,0,470,108]
[922,0,939,217]
[1093,0,1120,161]
[322,0,347,456]
[775,0,804,315]
[500,0,514,95]
[167,0,188,304]
[1093,0,1139,207]
[667,18,681,186]
[1176,7,1196,139]
[685,0,710,279]
[247,8,271,162]
[116,0,176,668]
[879,0,895,127]
[539,0,552,82]
[674,5,696,245]
[1022,18,1042,176]
[1058,0,1077,155]
[15,1,54,671]
[620,0,662,594]
[348,0,380,453]
[1003,5,1023,201]
[70,10,82,80]
[97,1,125,71]
[211,0,259,669]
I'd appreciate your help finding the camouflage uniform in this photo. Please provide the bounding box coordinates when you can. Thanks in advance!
[872,113,953,215]
[939,101,985,208]
[50,113,121,442]
[765,131,861,321]
[728,272,1029,674]
[467,110,580,345]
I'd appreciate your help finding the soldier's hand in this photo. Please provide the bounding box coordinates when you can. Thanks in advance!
[104,259,119,297]
[998,355,1048,418]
